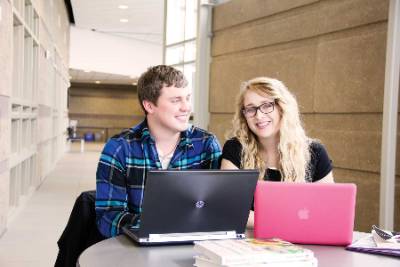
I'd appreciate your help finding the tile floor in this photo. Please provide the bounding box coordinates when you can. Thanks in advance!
[0,142,104,267]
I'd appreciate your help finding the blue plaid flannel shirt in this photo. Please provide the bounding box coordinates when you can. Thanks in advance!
[95,120,222,237]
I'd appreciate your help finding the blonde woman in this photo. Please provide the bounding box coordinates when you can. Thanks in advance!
[220,77,334,227]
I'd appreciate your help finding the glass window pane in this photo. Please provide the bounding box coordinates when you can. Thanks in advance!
[184,40,196,62]
[166,44,184,65]
[174,65,184,72]
[185,0,198,40]
[183,63,196,110]
[166,0,185,45]
[164,1,198,118]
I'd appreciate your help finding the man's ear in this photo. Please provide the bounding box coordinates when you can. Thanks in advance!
[142,100,156,114]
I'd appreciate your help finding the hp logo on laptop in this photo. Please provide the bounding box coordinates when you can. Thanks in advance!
[195,200,205,208]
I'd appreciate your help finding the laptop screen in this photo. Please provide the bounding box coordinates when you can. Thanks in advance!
[254,181,357,245]
[137,170,259,240]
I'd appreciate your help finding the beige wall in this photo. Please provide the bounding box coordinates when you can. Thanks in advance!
[210,0,399,231]
[68,83,144,141]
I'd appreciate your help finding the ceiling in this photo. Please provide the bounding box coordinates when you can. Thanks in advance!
[67,0,164,84]
[70,0,164,44]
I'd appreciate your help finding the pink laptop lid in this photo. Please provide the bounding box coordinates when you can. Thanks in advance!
[254,181,356,245]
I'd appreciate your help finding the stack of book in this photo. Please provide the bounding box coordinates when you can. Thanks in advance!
[346,225,400,257]
[193,238,318,267]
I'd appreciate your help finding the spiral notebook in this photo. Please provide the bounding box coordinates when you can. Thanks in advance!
[346,225,400,257]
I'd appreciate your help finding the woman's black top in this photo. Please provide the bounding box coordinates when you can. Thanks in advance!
[221,138,332,182]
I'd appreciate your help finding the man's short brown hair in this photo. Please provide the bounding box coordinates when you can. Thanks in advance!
[137,65,188,113]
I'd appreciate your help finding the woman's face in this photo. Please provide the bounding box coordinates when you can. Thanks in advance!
[242,90,281,141]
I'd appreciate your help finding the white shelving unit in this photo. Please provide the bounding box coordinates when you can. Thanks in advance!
[7,0,70,219]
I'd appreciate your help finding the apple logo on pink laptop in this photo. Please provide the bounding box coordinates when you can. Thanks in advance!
[297,208,310,220]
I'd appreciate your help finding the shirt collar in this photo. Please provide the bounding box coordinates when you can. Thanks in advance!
[139,119,153,143]
[139,119,194,149]
[178,125,194,149]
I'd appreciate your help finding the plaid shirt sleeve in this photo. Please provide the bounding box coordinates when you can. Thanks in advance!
[204,134,222,169]
[95,139,135,238]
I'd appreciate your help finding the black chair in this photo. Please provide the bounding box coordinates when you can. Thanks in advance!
[55,190,106,267]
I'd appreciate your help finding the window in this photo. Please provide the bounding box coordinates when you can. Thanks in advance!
[164,0,198,114]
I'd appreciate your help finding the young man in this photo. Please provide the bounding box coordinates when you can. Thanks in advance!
[95,65,222,238]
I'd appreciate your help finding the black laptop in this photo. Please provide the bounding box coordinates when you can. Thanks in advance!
[122,169,258,245]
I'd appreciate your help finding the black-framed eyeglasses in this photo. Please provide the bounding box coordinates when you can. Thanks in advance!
[242,102,275,118]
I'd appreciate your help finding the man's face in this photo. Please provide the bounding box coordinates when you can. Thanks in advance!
[145,85,192,133]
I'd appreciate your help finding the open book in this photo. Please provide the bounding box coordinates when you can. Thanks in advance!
[346,226,400,257]
[371,225,400,249]
[193,238,316,266]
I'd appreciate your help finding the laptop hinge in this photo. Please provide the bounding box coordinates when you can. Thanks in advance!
[147,231,240,242]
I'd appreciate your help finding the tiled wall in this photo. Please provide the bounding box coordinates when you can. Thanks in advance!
[209,0,399,231]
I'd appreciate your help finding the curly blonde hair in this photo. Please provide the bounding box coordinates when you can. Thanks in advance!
[231,77,311,181]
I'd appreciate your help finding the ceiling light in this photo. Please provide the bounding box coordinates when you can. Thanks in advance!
[95,81,101,84]
[120,18,129,23]
[118,5,129,9]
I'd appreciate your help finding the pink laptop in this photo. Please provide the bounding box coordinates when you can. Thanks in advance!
[254,181,357,245]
